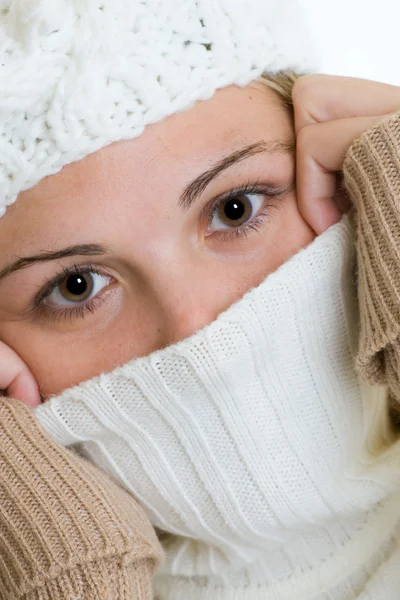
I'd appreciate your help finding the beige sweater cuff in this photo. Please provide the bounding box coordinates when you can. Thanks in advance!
[22,558,155,600]
[344,113,400,401]
[0,398,162,600]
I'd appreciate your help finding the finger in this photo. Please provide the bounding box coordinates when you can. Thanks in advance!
[293,74,400,134]
[0,344,41,407]
[297,114,389,234]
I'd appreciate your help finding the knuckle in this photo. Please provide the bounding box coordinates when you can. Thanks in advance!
[292,74,318,104]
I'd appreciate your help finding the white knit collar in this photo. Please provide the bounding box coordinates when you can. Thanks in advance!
[36,217,400,598]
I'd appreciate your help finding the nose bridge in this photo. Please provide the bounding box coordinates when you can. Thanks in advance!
[150,260,219,345]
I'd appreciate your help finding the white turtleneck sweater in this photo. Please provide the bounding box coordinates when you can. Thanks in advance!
[35,216,400,600]
[35,115,400,599]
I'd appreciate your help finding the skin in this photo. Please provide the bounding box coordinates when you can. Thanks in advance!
[1,75,400,407]
[0,81,314,404]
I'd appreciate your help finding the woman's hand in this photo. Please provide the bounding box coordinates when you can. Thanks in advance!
[293,75,400,234]
[0,341,40,406]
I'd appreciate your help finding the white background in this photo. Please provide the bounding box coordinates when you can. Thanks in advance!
[299,0,400,85]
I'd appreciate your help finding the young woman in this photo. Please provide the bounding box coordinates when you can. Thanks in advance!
[1,0,400,598]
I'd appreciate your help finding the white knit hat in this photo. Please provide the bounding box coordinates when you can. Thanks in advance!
[0,0,316,216]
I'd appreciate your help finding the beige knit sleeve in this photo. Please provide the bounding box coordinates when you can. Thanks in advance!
[343,113,400,407]
[0,397,163,600]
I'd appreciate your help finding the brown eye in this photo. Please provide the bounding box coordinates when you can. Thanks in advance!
[218,196,252,226]
[44,271,111,307]
[209,193,264,232]
[59,273,94,302]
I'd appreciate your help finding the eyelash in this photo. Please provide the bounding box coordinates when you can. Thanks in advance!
[33,182,284,323]
[33,264,111,323]
[204,182,282,241]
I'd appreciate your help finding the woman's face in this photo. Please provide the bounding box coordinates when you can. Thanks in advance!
[0,81,314,398]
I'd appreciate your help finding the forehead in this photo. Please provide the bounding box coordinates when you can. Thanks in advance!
[148,81,291,165]
[0,81,292,252]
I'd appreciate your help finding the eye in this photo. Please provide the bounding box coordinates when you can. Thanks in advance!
[44,271,112,307]
[209,193,264,232]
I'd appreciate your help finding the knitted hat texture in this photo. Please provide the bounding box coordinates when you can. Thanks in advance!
[0,0,316,216]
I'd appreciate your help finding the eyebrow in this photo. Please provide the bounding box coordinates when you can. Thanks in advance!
[0,140,293,282]
[0,244,107,282]
[179,139,294,211]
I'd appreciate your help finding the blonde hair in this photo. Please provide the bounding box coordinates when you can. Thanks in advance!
[259,71,299,108]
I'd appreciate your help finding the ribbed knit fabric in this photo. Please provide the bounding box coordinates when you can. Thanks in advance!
[0,398,163,600]
[31,116,400,598]
[343,113,400,415]
[35,210,400,599]
[0,0,316,216]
